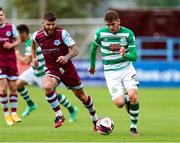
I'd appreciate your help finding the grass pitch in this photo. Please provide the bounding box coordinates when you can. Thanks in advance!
[0,86,179,142]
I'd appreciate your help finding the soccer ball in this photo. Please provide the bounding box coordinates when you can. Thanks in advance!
[96,117,114,135]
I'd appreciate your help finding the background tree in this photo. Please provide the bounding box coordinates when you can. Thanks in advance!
[137,0,180,7]
[7,0,100,18]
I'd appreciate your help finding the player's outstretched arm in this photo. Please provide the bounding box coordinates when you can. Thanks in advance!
[124,47,137,61]
[15,50,32,64]
[56,44,79,64]
[88,67,95,75]
[31,40,38,67]
[66,44,79,60]
[89,42,98,74]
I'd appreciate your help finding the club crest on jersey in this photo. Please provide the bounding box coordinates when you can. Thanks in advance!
[104,38,108,42]
[6,31,11,37]
[119,36,127,46]
[120,37,126,42]
[54,40,61,46]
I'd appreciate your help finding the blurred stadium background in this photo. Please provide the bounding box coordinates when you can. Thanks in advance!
[0,0,180,142]
[1,0,180,87]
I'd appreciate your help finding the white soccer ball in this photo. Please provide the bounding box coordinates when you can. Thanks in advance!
[96,117,114,135]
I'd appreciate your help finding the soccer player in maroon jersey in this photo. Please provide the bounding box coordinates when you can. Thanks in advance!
[16,24,78,122]
[0,7,21,126]
[31,11,98,129]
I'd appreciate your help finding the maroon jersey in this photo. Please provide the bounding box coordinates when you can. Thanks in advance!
[34,28,82,88]
[0,23,18,79]
[35,28,68,69]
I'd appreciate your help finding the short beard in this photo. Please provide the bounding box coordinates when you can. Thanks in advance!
[44,27,56,37]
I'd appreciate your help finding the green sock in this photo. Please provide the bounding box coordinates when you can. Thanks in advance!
[17,87,34,106]
[57,93,74,113]
[129,102,139,128]
[124,94,129,104]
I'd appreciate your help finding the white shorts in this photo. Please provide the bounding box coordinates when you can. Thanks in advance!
[104,63,139,100]
[19,67,44,88]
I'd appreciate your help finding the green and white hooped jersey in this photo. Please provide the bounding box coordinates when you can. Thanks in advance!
[25,35,46,77]
[94,26,136,71]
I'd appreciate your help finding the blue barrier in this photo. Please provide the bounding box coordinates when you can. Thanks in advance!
[73,60,180,87]
[135,62,180,87]
[73,60,106,86]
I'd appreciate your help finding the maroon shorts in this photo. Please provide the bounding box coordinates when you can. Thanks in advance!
[45,63,82,89]
[0,65,18,80]
[0,50,18,80]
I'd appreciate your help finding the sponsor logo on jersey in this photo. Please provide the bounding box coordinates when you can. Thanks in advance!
[0,37,9,42]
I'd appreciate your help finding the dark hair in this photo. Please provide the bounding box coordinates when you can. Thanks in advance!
[0,7,4,12]
[43,11,57,21]
[104,10,120,22]
[17,24,29,34]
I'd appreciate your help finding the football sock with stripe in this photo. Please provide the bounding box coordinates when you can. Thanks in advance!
[124,94,129,104]
[17,87,34,106]
[10,94,18,114]
[46,91,63,117]
[57,93,75,113]
[129,102,139,129]
[83,96,98,125]
[0,94,9,115]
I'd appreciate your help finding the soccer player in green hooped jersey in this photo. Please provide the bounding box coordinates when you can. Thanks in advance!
[16,24,78,122]
[89,10,140,136]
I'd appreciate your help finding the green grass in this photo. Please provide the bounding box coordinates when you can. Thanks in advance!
[0,86,180,142]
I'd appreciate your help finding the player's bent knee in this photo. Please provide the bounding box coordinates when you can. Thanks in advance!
[129,95,138,104]
[16,80,27,89]
[116,104,124,108]
[0,89,7,94]
[16,83,24,89]
[113,99,124,108]
[43,84,53,93]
